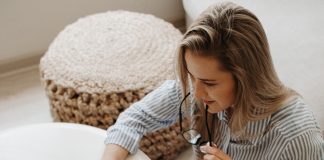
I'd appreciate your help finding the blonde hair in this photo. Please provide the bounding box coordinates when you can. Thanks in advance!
[176,2,297,157]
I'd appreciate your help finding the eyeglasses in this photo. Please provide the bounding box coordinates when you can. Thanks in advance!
[179,92,212,147]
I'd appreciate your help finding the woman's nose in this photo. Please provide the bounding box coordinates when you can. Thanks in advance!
[193,81,205,100]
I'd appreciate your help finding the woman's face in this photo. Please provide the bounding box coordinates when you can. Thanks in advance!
[185,49,236,113]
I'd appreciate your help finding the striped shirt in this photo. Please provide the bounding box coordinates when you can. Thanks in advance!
[105,80,324,159]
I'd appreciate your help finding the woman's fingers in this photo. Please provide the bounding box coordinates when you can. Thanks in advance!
[200,144,231,160]
[203,154,221,160]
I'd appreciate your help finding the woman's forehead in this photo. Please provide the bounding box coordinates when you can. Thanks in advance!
[184,51,228,81]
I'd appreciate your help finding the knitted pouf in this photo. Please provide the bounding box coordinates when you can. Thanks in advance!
[39,11,189,159]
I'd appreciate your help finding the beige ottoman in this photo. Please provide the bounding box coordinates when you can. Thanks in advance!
[40,11,189,159]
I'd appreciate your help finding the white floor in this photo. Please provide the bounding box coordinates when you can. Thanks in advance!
[0,66,52,131]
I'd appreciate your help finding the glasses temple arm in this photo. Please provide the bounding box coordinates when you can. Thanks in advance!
[205,105,212,146]
[179,92,191,132]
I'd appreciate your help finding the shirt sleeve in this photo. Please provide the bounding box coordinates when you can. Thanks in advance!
[104,80,183,154]
[279,131,324,160]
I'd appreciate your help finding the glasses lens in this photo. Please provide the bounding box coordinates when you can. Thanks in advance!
[183,129,201,144]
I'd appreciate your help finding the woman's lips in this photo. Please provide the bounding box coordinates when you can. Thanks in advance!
[203,100,215,105]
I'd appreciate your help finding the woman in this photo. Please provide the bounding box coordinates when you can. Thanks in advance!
[102,2,324,160]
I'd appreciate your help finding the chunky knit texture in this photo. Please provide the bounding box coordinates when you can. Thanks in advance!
[40,10,181,93]
[39,11,189,160]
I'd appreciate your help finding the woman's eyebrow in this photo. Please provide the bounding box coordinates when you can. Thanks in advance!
[187,70,217,82]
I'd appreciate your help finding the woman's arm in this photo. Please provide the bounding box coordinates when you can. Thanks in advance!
[101,144,129,160]
[102,80,182,159]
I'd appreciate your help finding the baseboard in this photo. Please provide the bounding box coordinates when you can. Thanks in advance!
[0,54,43,78]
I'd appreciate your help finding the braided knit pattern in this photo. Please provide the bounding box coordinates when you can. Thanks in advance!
[40,10,181,93]
[39,11,189,159]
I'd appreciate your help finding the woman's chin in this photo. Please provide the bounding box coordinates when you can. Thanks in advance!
[206,103,228,114]
[207,110,218,114]
[206,105,222,114]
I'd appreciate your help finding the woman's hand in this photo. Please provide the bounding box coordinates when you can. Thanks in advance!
[200,143,231,160]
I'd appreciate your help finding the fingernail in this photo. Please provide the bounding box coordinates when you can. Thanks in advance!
[200,146,207,154]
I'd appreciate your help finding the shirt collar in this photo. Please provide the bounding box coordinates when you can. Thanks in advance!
[217,110,229,123]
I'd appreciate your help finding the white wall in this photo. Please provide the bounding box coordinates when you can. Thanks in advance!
[0,0,185,68]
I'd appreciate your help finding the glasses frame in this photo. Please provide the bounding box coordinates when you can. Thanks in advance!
[179,92,212,147]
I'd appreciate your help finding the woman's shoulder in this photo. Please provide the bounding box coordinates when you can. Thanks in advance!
[266,97,324,159]
[270,97,322,139]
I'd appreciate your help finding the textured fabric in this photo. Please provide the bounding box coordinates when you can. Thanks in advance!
[40,11,181,93]
[105,80,324,159]
[215,97,324,160]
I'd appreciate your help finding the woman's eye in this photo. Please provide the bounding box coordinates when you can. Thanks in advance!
[204,82,217,86]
